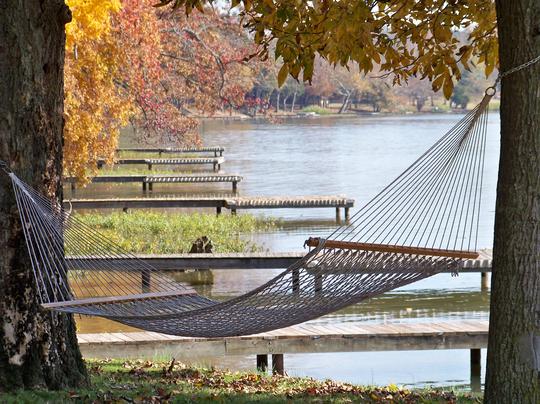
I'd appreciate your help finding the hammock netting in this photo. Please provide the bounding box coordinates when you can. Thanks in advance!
[7,93,492,337]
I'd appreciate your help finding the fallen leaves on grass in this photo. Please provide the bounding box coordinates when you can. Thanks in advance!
[81,359,481,403]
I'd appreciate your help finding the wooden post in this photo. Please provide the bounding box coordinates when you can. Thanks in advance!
[148,182,153,192]
[141,270,151,293]
[345,207,350,221]
[336,207,341,222]
[314,273,323,295]
[213,162,217,172]
[231,208,237,216]
[292,268,300,294]
[481,272,489,291]
[148,163,153,170]
[232,181,237,193]
[470,348,481,392]
[256,354,268,372]
[216,206,222,215]
[272,354,284,375]
[142,182,147,193]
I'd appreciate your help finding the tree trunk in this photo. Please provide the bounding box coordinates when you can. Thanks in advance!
[0,0,88,391]
[339,93,350,114]
[275,91,280,112]
[291,91,297,112]
[485,1,540,402]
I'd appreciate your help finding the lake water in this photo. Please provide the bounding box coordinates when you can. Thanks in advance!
[75,111,501,390]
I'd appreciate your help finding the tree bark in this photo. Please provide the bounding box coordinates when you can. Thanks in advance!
[485,1,540,402]
[0,0,88,390]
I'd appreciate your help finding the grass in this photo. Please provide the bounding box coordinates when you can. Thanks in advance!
[74,211,277,254]
[300,105,335,115]
[2,359,483,403]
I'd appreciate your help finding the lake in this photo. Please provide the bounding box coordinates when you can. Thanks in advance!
[75,111,501,390]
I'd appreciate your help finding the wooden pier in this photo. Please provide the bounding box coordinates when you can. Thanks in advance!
[67,249,492,272]
[78,320,488,390]
[66,174,242,193]
[66,249,492,290]
[97,157,225,171]
[64,195,354,219]
[118,146,224,157]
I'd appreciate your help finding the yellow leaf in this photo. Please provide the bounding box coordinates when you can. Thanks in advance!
[277,64,289,87]
[443,77,454,99]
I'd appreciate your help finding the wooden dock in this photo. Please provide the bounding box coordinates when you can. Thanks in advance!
[78,320,488,389]
[67,249,492,272]
[97,157,225,171]
[118,146,224,157]
[66,174,242,193]
[64,195,354,218]
[66,249,492,290]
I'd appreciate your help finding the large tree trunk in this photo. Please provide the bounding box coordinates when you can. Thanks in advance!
[0,0,88,390]
[485,1,540,402]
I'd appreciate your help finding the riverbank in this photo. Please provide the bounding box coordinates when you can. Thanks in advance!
[75,212,278,254]
[3,359,482,403]
[195,100,500,122]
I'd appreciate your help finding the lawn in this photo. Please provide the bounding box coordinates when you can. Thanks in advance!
[2,359,482,403]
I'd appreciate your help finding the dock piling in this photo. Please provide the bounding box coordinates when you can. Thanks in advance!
[141,270,151,293]
[314,273,323,295]
[470,349,481,392]
[256,354,268,372]
[345,207,350,221]
[272,354,284,375]
[216,206,222,215]
[292,269,300,294]
[336,207,341,223]
[481,272,489,291]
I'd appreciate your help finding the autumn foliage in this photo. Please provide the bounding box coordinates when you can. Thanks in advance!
[64,0,257,181]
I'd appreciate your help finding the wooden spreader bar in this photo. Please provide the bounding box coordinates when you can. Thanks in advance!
[41,290,196,310]
[305,237,479,260]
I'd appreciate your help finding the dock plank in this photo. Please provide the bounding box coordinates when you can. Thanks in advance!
[78,320,489,360]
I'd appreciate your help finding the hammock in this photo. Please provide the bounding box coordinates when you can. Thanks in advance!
[4,92,492,337]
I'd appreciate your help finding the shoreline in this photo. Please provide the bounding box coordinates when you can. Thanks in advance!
[196,108,497,122]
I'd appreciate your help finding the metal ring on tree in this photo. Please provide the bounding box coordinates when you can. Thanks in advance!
[485,86,497,96]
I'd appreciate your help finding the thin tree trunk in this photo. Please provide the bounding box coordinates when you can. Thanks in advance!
[291,91,297,112]
[485,1,540,402]
[0,0,88,390]
[275,91,280,112]
[339,93,351,114]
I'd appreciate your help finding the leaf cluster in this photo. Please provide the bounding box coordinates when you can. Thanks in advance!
[159,0,498,97]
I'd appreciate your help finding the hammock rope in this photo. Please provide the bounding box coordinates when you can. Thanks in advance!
[3,90,493,337]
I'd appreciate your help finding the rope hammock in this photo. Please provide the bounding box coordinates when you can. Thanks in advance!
[3,91,493,337]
